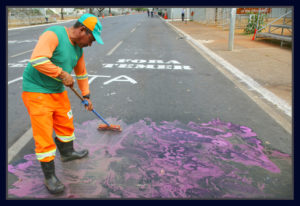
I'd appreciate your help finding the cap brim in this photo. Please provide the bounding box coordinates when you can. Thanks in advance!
[93,33,104,45]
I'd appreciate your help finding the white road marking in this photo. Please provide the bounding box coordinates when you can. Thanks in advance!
[166,21,291,118]
[88,75,99,84]
[8,75,112,86]
[8,77,23,85]
[102,59,192,70]
[131,27,136,33]
[10,49,33,58]
[103,75,137,85]
[8,128,33,163]
[8,40,37,44]
[8,19,75,31]
[87,75,111,84]
[106,41,123,56]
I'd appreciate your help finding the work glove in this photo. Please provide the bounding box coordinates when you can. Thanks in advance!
[58,71,75,87]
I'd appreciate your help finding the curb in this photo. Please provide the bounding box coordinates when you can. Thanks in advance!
[8,19,76,31]
[162,18,291,118]
[8,14,130,31]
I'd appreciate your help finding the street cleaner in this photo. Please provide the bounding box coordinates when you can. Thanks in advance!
[21,13,104,194]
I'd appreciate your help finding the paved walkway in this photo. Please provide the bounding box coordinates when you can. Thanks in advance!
[168,21,292,108]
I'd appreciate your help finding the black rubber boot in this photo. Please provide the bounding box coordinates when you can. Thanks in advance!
[55,137,88,162]
[40,160,65,194]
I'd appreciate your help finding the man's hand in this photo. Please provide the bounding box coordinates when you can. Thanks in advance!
[58,71,74,87]
[84,98,93,111]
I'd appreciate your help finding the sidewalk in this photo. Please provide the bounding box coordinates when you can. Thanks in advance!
[168,21,292,108]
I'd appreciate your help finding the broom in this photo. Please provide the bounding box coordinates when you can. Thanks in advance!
[69,87,122,132]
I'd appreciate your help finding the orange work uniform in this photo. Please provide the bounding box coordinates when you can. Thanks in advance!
[22,26,90,162]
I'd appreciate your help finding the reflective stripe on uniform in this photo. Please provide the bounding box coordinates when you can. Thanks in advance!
[76,74,88,80]
[56,133,76,142]
[52,77,62,82]
[36,149,56,161]
[30,57,50,67]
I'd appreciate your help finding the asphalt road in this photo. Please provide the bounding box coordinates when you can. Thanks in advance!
[8,14,291,153]
[7,14,292,199]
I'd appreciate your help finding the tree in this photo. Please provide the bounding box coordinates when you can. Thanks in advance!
[96,8,105,13]
[61,8,64,20]
[89,8,94,14]
[244,12,266,34]
[133,8,146,12]
[74,8,83,17]
[95,8,105,16]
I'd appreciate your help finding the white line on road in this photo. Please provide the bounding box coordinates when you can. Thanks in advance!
[131,27,136,33]
[106,41,123,56]
[8,75,112,86]
[10,49,33,58]
[8,128,33,163]
[190,38,291,117]
[87,75,111,84]
[8,77,23,85]
[166,21,291,118]
[8,20,75,31]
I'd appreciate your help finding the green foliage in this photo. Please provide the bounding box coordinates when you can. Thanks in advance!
[46,9,55,15]
[133,8,147,12]
[32,9,42,15]
[244,13,266,34]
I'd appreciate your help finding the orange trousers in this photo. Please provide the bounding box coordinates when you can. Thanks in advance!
[22,91,75,162]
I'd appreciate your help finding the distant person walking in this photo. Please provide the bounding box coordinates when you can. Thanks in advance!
[147,9,150,17]
[151,10,154,18]
[181,9,185,21]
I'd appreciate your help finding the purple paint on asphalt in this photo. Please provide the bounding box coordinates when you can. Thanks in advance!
[8,118,291,198]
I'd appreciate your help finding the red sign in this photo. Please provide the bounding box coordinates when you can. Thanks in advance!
[237,8,271,14]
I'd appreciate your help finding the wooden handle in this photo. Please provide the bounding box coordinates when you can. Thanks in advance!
[70,87,85,102]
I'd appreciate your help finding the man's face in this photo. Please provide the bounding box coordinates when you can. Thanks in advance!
[77,27,96,48]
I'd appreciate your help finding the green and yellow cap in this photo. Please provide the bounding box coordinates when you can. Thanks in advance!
[78,13,104,45]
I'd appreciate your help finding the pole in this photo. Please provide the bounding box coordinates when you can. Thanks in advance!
[228,8,236,51]
[184,9,187,23]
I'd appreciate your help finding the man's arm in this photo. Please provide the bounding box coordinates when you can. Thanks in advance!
[74,53,90,97]
[74,54,93,111]
[29,31,74,87]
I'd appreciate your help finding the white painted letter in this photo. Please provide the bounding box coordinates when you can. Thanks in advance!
[183,65,193,70]
[127,64,135,69]
[117,59,127,63]
[174,65,183,70]
[149,60,164,64]
[157,65,165,69]
[118,64,128,68]
[135,64,146,69]
[103,75,137,85]
[166,60,181,64]
[165,65,173,70]
[103,64,115,68]
[146,65,155,69]
[131,59,147,63]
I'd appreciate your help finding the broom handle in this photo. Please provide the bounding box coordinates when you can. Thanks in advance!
[91,109,110,126]
[69,87,111,126]
[70,87,85,102]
